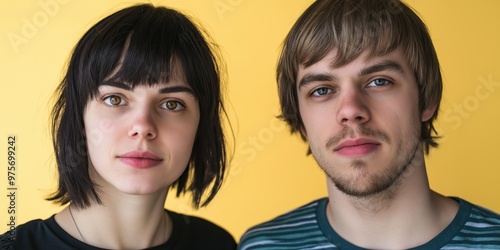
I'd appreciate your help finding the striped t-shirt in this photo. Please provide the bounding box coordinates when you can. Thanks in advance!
[238,197,500,250]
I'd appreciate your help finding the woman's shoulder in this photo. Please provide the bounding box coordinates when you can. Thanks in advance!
[1,216,59,249]
[166,209,237,250]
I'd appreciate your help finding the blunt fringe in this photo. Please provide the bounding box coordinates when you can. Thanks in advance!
[277,0,442,154]
[48,4,228,209]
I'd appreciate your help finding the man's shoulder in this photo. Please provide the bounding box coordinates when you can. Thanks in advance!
[238,198,330,250]
[454,197,500,222]
[461,198,500,230]
[447,197,500,248]
[469,202,500,220]
[245,197,326,230]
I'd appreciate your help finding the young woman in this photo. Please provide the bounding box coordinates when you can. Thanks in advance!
[1,4,236,249]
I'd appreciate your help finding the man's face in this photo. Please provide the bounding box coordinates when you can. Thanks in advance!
[296,48,435,197]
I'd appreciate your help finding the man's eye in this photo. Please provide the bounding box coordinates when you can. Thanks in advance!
[367,79,391,87]
[103,95,126,106]
[312,87,332,96]
[161,100,185,111]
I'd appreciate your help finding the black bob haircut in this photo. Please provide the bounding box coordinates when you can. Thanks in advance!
[48,4,228,209]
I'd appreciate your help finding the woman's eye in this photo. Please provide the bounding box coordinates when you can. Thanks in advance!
[103,95,126,106]
[367,78,391,87]
[161,100,185,111]
[311,87,332,96]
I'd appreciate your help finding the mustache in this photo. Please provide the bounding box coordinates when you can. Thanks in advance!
[326,126,390,149]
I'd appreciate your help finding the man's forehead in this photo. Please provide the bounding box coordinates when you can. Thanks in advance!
[298,47,407,72]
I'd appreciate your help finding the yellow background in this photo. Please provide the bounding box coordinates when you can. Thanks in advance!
[1,0,499,241]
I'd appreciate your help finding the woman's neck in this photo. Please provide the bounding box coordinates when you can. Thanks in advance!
[56,190,171,249]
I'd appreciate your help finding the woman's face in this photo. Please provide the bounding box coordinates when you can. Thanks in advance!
[83,78,199,196]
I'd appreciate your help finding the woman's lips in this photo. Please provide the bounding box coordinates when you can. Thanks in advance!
[117,151,163,169]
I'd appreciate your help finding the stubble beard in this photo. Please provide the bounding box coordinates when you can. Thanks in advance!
[311,125,420,204]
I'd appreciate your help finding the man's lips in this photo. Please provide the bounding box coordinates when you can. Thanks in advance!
[117,151,163,169]
[333,138,381,157]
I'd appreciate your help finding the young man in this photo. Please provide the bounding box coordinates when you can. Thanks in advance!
[238,0,500,249]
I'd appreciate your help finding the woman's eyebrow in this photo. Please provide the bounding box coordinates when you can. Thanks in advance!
[99,81,194,96]
[99,81,132,90]
[159,85,194,96]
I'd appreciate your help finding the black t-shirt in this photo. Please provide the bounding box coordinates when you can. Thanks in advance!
[0,210,236,249]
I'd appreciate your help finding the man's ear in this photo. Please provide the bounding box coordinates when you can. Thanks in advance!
[422,104,438,122]
[299,125,307,139]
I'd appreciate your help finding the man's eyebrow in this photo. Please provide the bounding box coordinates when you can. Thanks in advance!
[298,73,334,90]
[358,60,405,77]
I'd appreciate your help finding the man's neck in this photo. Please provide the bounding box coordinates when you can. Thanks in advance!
[325,160,459,249]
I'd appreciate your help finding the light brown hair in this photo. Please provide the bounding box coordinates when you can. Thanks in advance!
[277,0,442,154]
